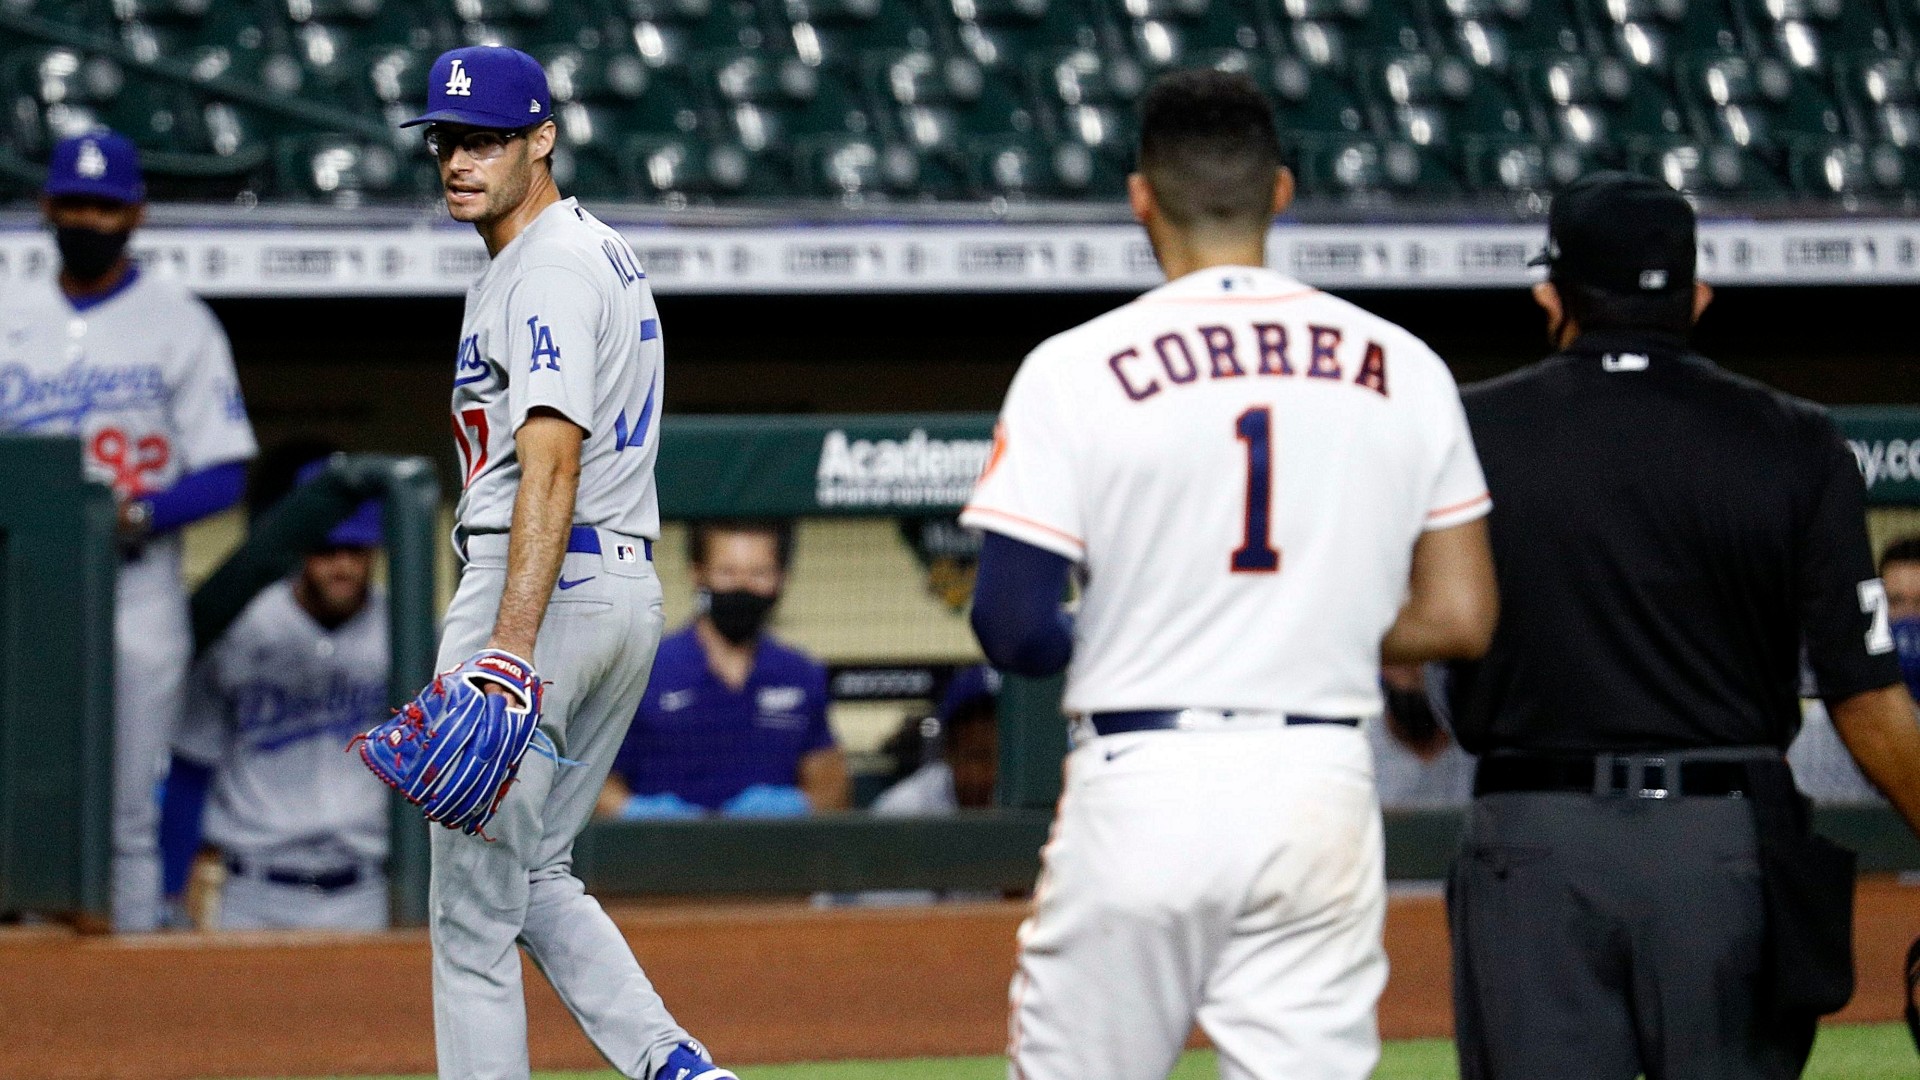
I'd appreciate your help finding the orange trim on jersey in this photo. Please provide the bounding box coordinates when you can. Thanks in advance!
[1141,287,1321,305]
[963,505,1087,550]
[1427,492,1492,519]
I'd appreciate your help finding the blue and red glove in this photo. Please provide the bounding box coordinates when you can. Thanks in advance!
[353,649,546,837]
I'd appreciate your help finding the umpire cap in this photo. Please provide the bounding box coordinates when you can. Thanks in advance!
[1532,171,1696,296]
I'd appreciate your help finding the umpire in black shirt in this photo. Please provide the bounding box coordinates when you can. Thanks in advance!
[1449,171,1920,1080]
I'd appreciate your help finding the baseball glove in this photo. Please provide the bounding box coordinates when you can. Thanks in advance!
[352,649,547,837]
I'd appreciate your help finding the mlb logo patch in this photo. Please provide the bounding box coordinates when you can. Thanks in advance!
[615,543,637,564]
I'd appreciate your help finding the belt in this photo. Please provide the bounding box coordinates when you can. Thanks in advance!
[463,525,654,562]
[1474,753,1753,799]
[225,857,366,893]
[564,524,652,559]
[1087,709,1361,738]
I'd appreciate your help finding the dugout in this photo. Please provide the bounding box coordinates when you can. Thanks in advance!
[5,407,1920,927]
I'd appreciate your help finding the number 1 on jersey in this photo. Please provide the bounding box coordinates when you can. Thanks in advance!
[1232,406,1280,573]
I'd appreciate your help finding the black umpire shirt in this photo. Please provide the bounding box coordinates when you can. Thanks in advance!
[1452,328,1902,755]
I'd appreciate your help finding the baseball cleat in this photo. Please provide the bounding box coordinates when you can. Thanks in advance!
[654,1040,738,1080]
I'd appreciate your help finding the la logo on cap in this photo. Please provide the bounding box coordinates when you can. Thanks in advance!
[76,140,107,179]
[445,58,473,97]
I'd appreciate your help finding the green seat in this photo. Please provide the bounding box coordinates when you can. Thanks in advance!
[1107,0,1270,69]
[1834,53,1919,150]
[1628,134,1786,195]
[620,132,783,198]
[1437,0,1598,57]
[793,132,933,199]
[273,134,407,203]
[1296,134,1459,198]
[1784,136,1907,197]
[1586,0,1745,69]
[627,0,776,67]
[539,44,651,102]
[1519,52,1688,145]
[1462,132,1613,194]
[781,0,940,68]
[965,132,1100,197]
[949,0,1108,74]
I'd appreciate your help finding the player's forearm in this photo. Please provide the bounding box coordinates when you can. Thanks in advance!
[970,532,1075,676]
[1381,519,1498,664]
[800,748,851,811]
[1830,684,1920,838]
[489,417,582,657]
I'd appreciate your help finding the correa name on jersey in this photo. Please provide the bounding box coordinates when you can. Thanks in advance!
[1103,319,1390,403]
[0,359,169,428]
[232,673,388,753]
[815,427,994,508]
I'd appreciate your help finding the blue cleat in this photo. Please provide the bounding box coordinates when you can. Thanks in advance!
[654,1040,738,1080]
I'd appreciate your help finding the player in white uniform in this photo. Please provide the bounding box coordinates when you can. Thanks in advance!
[162,470,391,930]
[400,46,731,1080]
[0,130,256,932]
[962,71,1500,1080]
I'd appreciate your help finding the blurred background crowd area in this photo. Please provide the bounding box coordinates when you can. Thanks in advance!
[2,0,1920,209]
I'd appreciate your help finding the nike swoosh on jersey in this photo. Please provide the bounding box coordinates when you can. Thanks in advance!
[557,576,595,590]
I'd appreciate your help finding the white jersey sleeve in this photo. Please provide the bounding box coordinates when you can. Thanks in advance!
[1420,361,1491,531]
[503,264,603,437]
[169,300,257,472]
[961,354,1087,561]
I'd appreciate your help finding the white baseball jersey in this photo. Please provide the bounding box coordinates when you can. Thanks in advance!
[175,581,390,867]
[962,266,1490,718]
[450,197,663,539]
[0,268,256,501]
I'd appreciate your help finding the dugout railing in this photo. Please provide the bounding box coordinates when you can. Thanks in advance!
[6,410,1920,924]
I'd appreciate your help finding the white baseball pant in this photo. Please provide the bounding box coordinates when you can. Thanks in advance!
[1008,721,1387,1080]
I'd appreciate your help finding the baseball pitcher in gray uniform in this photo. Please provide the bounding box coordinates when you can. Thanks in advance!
[400,46,732,1080]
[0,130,257,931]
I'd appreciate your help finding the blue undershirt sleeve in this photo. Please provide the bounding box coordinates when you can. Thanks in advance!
[969,531,1075,678]
[141,460,247,536]
[159,755,213,898]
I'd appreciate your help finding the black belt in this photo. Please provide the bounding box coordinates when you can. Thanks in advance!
[1475,754,1752,799]
[226,857,365,893]
[1088,710,1361,737]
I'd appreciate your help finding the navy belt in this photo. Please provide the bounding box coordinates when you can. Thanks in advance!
[567,524,652,560]
[1088,710,1361,737]
[226,857,364,893]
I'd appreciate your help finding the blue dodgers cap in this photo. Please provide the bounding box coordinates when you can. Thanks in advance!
[295,460,384,549]
[44,130,144,203]
[401,45,551,130]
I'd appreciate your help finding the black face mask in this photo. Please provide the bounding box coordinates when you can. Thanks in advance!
[700,588,778,645]
[55,225,133,283]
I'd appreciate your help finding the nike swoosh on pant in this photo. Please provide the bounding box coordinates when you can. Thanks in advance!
[557,576,595,590]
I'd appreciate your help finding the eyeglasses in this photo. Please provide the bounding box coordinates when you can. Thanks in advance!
[423,125,528,161]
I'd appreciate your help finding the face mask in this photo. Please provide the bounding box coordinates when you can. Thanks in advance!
[1893,616,1920,701]
[699,588,778,645]
[54,225,133,283]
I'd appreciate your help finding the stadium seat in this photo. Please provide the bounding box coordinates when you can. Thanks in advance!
[1630,135,1786,194]
[538,43,651,102]
[1463,133,1608,194]
[795,133,928,198]
[1297,133,1458,198]
[275,134,406,202]
[1837,53,1920,149]
[621,133,783,198]
[965,132,1100,196]
[1786,136,1907,197]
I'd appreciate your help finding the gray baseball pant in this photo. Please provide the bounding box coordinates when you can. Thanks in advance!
[430,530,690,1080]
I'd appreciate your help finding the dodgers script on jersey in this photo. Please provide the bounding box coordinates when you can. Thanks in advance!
[0,269,256,505]
[962,266,1490,718]
[451,197,662,539]
[176,581,390,868]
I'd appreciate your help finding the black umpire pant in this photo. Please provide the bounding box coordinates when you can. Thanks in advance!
[1449,784,1819,1080]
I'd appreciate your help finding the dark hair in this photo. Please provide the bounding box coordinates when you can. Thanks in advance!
[1555,277,1695,338]
[246,436,342,521]
[1137,68,1283,233]
[1883,536,1920,574]
[687,519,795,570]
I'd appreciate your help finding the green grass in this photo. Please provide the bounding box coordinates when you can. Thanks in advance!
[221,1022,1912,1079]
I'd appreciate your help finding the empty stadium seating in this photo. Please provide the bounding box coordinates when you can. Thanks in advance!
[4,0,1920,206]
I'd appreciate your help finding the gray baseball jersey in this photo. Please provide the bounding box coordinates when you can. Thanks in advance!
[450,197,662,539]
[0,266,256,932]
[176,580,390,868]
